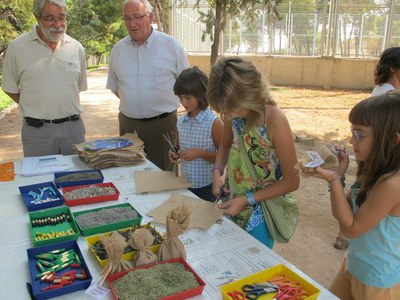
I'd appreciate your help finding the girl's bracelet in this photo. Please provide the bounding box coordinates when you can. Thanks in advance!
[211,166,224,176]
[328,175,342,187]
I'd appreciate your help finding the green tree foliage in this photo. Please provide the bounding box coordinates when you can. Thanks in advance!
[66,0,125,63]
[0,0,35,54]
[188,0,282,65]
[150,0,170,33]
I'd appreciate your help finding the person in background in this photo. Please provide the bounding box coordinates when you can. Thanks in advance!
[315,92,400,300]
[169,67,224,201]
[371,46,400,96]
[106,0,190,171]
[2,0,87,157]
[207,57,299,248]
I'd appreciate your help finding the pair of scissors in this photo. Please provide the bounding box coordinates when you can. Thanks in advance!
[268,273,299,287]
[274,286,309,300]
[211,184,228,208]
[163,133,179,154]
[227,290,246,300]
[268,273,308,300]
[242,283,278,299]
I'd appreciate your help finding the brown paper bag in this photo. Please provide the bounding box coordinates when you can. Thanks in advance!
[128,228,158,267]
[299,144,339,175]
[157,204,191,261]
[99,231,132,285]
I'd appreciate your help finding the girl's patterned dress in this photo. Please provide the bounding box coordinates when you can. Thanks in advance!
[226,116,283,245]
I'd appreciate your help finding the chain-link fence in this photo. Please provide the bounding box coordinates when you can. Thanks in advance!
[171,0,400,58]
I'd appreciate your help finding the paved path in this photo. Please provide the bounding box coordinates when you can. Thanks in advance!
[0,67,120,164]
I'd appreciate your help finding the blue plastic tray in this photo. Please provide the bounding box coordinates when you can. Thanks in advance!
[54,169,104,188]
[19,181,64,212]
[26,240,92,300]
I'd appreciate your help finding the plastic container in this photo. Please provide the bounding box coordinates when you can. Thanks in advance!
[29,206,80,247]
[86,224,163,267]
[19,181,64,212]
[107,258,206,300]
[72,203,142,236]
[62,182,119,206]
[220,264,320,300]
[26,240,92,300]
[54,169,103,188]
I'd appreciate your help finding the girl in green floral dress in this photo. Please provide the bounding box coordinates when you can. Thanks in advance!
[207,57,300,248]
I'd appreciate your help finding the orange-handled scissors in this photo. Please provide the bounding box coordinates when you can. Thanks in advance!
[268,273,301,288]
[274,287,309,300]
[227,290,246,300]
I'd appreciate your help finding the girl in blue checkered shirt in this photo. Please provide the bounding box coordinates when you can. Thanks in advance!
[169,67,224,201]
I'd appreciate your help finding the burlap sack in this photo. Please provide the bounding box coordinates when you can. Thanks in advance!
[128,228,158,267]
[157,204,191,261]
[99,231,132,285]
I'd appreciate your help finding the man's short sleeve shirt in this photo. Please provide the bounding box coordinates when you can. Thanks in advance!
[2,26,87,119]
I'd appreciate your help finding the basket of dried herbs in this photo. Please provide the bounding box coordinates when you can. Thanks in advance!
[106,258,206,300]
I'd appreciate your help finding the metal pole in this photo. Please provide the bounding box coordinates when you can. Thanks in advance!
[320,0,328,56]
[229,19,232,53]
[313,8,318,56]
[331,0,339,57]
[288,1,292,55]
[359,13,365,57]
[262,10,266,54]
[384,0,396,49]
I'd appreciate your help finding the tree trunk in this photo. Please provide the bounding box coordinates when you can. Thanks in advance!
[210,1,225,66]
[150,0,163,31]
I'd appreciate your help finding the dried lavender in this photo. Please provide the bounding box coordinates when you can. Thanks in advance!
[55,171,102,183]
[75,207,138,229]
[111,262,199,300]
[64,185,116,200]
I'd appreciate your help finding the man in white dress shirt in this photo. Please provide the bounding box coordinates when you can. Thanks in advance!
[107,0,189,171]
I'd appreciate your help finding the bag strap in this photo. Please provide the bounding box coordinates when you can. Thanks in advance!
[239,135,262,187]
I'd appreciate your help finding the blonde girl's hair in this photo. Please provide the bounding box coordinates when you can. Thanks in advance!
[350,91,400,206]
[207,57,276,128]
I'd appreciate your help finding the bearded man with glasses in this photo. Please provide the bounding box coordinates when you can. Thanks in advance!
[2,0,87,157]
[107,0,190,171]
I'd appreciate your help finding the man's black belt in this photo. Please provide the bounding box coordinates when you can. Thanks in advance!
[25,115,80,128]
[134,110,175,122]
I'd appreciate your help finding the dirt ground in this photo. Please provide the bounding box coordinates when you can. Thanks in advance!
[0,68,371,290]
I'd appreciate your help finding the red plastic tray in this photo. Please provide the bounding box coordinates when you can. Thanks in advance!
[107,258,206,300]
[62,182,119,206]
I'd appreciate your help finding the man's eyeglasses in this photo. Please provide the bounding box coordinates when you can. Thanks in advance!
[123,13,148,23]
[350,128,369,141]
[40,15,67,24]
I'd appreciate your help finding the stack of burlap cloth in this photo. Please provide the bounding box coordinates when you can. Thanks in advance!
[74,132,146,169]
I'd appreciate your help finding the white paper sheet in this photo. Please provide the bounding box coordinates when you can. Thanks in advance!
[20,155,71,176]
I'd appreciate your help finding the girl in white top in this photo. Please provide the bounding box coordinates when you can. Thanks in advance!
[371,47,400,96]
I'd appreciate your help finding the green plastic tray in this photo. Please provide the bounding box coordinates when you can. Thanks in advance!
[29,206,80,247]
[72,203,142,236]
